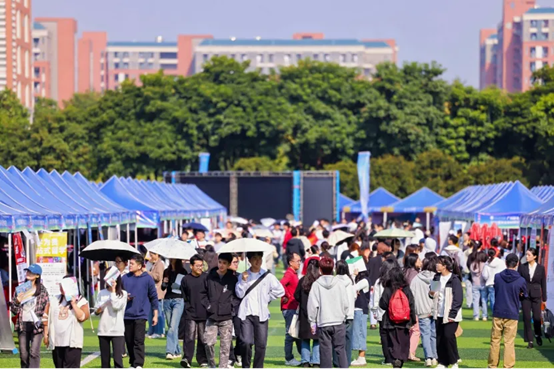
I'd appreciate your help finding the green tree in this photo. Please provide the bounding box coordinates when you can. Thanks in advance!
[466,157,527,186]
[371,154,418,198]
[0,90,35,168]
[413,149,468,197]
[324,160,359,199]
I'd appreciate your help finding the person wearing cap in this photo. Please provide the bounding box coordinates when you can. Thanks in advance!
[10,264,49,368]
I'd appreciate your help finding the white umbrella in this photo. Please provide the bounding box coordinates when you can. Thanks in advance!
[328,230,355,246]
[80,240,141,261]
[216,238,274,254]
[147,239,198,260]
[251,226,273,238]
[228,216,249,225]
[260,218,276,227]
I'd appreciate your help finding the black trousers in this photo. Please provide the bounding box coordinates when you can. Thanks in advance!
[18,323,42,368]
[229,316,243,363]
[436,321,459,366]
[52,347,82,368]
[183,319,208,365]
[319,325,347,369]
[99,336,125,368]
[380,322,393,364]
[124,319,146,368]
[239,315,269,368]
[522,297,542,343]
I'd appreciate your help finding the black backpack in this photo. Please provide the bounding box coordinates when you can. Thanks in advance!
[542,308,554,342]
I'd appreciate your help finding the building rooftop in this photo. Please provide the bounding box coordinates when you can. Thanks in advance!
[107,41,178,47]
[526,7,554,14]
[199,39,391,48]
[33,22,46,30]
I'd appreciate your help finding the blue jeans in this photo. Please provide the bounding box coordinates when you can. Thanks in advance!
[282,310,300,361]
[486,286,495,313]
[164,298,184,355]
[352,311,368,351]
[301,339,320,365]
[473,286,487,319]
[419,317,437,360]
[148,299,165,336]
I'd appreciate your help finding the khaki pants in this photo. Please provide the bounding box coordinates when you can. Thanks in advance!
[488,318,518,368]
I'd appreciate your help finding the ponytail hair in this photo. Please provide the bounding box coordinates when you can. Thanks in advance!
[438,255,462,279]
[487,248,496,264]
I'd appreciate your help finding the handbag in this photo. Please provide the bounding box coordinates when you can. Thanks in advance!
[455,324,463,337]
[288,308,300,339]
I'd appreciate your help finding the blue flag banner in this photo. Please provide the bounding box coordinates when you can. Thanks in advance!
[293,171,301,221]
[199,153,210,173]
[357,152,371,221]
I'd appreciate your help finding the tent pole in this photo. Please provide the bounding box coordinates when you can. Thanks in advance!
[384,212,388,227]
[77,229,82,295]
[135,223,138,249]
[25,234,30,264]
[126,223,130,245]
[426,213,431,232]
[73,229,77,276]
[8,233,12,302]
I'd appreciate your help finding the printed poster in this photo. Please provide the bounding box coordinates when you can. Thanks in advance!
[13,233,28,284]
[36,232,68,296]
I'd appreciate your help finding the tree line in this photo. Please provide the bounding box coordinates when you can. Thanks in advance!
[1,56,553,199]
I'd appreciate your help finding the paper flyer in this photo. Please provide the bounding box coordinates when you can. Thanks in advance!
[61,277,79,301]
[346,256,367,275]
[430,280,441,293]
[103,266,120,287]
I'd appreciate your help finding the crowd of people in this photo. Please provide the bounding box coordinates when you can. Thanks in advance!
[6,218,549,369]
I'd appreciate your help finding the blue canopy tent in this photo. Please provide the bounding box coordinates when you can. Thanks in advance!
[521,193,554,227]
[342,188,399,213]
[173,184,226,216]
[383,187,444,229]
[122,178,184,220]
[338,194,354,212]
[531,186,554,202]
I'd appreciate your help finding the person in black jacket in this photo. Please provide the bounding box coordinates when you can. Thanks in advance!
[518,248,547,348]
[180,254,208,368]
[286,228,306,261]
[379,267,417,368]
[201,253,240,368]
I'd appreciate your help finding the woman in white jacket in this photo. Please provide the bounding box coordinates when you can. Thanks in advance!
[370,258,399,366]
[481,248,506,314]
[95,274,128,368]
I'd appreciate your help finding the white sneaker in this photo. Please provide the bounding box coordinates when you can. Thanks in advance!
[425,359,433,367]
[285,359,301,366]
[235,357,242,367]
[351,357,367,366]
[457,359,462,363]
[432,359,438,367]
[436,365,446,369]
[483,317,488,322]
[381,361,392,366]
[452,364,459,369]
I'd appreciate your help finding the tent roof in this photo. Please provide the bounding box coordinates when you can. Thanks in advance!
[531,186,554,202]
[338,194,354,211]
[343,188,399,213]
[386,187,444,213]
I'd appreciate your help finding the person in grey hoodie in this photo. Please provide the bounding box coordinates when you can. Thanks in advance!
[308,257,349,369]
[410,254,438,367]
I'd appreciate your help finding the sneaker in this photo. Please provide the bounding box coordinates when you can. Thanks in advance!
[536,335,543,346]
[122,353,128,358]
[201,364,209,368]
[167,353,178,360]
[458,359,462,363]
[425,359,433,367]
[452,364,459,369]
[473,317,479,321]
[436,365,446,369]
[432,359,438,367]
[482,317,488,322]
[285,359,301,366]
[351,357,367,366]
[180,359,191,369]
[235,357,242,367]
[381,361,392,366]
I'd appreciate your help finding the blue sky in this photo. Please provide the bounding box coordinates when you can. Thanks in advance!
[35,0,554,87]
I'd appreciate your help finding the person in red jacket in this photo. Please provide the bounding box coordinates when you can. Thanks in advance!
[281,252,302,366]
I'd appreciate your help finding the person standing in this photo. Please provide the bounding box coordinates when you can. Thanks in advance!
[488,254,527,369]
[201,253,239,368]
[280,253,302,366]
[286,228,306,264]
[294,258,320,368]
[482,249,506,316]
[147,251,166,339]
[351,270,370,366]
[10,264,49,369]
[95,275,127,368]
[236,252,285,368]
[162,259,187,360]
[122,254,159,369]
[403,253,422,362]
[467,248,488,321]
[45,276,90,368]
[307,257,349,369]
[335,260,355,366]
[228,254,243,367]
[432,256,463,369]
[180,254,209,368]
[518,248,547,348]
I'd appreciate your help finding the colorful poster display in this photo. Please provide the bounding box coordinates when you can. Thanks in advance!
[36,232,67,296]
[13,233,28,284]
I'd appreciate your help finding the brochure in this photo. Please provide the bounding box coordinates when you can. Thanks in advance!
[104,266,120,287]
[346,256,367,275]
[61,277,79,301]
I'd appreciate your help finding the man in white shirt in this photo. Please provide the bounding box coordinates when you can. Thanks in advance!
[236,252,285,368]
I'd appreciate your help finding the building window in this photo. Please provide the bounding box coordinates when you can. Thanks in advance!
[241,54,248,61]
[544,47,549,57]
[530,61,536,72]
[114,52,120,58]
[352,54,358,63]
[100,75,104,82]
[268,54,274,63]
[544,20,550,28]
[148,63,154,69]
[203,54,209,62]
[284,54,291,65]
[296,54,302,61]
[324,54,330,62]
[340,54,346,63]
[531,47,536,58]
[160,52,177,59]
[33,37,39,48]
[313,54,319,61]
[230,54,236,60]
[531,20,538,28]
[531,33,537,40]
[256,54,264,63]
[114,62,120,69]
[33,67,39,78]
[122,63,129,69]
[160,63,177,70]
[543,33,549,40]
[122,52,129,58]
[114,74,118,82]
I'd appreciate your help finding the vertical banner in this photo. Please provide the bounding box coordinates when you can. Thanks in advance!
[293,171,301,222]
[547,227,554,312]
[13,233,28,284]
[530,228,537,249]
[357,151,371,221]
[335,170,341,222]
[36,232,67,296]
[199,153,210,173]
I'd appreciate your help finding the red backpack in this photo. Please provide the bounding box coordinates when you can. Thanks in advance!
[388,288,411,324]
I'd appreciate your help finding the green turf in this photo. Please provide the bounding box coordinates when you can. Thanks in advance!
[2,289,553,367]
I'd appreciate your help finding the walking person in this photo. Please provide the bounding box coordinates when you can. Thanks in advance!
[482,249,506,316]
[180,254,209,368]
[10,264,49,368]
[201,253,239,368]
[411,255,439,367]
[122,254,159,369]
[147,251,166,339]
[236,251,285,368]
[114,255,129,358]
[431,256,463,369]
[488,254,527,368]
[45,276,90,368]
[307,257,350,369]
[467,248,488,321]
[294,258,321,368]
[95,275,127,368]
[378,267,417,368]
[518,247,547,348]
[403,253,422,362]
[280,253,302,366]
[228,254,243,367]
[335,260,355,366]
[351,270,370,366]
[162,259,187,360]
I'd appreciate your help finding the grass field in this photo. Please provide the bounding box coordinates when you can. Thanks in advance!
[1,294,553,367]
